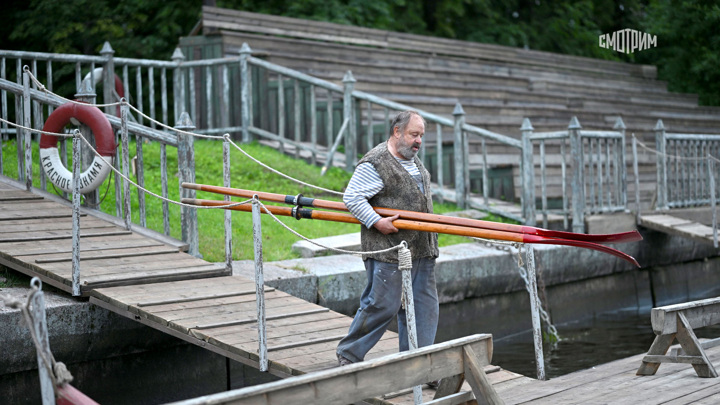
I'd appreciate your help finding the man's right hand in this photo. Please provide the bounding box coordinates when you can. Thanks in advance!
[373,214,400,235]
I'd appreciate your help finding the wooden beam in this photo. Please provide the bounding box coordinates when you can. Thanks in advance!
[168,334,495,405]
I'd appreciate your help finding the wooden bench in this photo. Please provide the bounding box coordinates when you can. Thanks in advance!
[170,334,504,405]
[637,297,720,378]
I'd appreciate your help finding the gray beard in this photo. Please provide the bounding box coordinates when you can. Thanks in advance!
[397,143,418,159]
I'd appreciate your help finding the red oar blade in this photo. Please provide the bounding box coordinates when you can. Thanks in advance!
[533,228,642,244]
[524,235,640,267]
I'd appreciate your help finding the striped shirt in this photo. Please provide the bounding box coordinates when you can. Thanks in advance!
[344,157,424,229]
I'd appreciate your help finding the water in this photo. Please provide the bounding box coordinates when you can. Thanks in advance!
[489,311,720,379]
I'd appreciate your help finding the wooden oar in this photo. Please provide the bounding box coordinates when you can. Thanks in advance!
[182,182,642,245]
[182,198,641,267]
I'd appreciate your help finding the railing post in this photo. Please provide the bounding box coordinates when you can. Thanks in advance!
[171,48,186,124]
[521,118,536,226]
[569,117,585,233]
[252,196,268,372]
[223,135,233,272]
[632,135,641,223]
[453,103,468,209]
[121,99,131,230]
[342,71,356,171]
[100,41,115,116]
[709,156,717,248]
[240,43,252,143]
[614,117,628,209]
[75,79,99,207]
[176,112,199,257]
[28,278,55,405]
[22,66,32,190]
[71,130,82,297]
[525,245,546,381]
[655,119,668,210]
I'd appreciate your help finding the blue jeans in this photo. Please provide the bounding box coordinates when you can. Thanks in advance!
[336,257,439,363]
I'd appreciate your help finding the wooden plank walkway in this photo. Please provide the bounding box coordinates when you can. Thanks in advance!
[639,214,717,246]
[492,343,720,404]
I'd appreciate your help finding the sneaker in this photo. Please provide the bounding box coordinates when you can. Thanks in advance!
[426,379,441,390]
[337,353,353,367]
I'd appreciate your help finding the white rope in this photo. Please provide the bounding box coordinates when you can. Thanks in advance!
[26,68,122,109]
[126,103,225,140]
[255,199,405,257]
[0,116,73,138]
[635,136,714,162]
[74,131,252,210]
[225,134,344,196]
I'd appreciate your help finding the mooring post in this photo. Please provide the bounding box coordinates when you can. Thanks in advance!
[252,196,268,372]
[29,278,55,405]
[176,112,199,257]
[22,66,32,190]
[342,71,356,171]
[400,254,422,404]
[239,43,252,143]
[223,135,233,273]
[120,99,132,230]
[525,245,546,380]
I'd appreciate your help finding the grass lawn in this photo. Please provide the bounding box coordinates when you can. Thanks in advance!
[0,136,516,265]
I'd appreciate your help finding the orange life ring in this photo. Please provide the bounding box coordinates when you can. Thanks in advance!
[40,102,116,193]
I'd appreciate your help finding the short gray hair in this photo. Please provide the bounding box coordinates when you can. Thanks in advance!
[389,110,426,137]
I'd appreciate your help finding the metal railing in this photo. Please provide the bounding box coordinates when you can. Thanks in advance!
[521,116,628,233]
[653,119,720,210]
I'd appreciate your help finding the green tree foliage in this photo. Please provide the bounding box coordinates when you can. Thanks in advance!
[2,0,200,58]
[637,1,720,106]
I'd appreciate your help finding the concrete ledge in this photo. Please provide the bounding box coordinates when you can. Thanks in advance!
[291,233,361,258]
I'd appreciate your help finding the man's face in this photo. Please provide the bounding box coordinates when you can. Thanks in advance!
[395,115,425,159]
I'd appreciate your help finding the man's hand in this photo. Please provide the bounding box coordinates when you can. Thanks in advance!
[373,214,400,235]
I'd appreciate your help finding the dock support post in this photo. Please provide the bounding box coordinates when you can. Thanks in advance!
[521,118,536,226]
[525,245,546,380]
[71,130,82,297]
[569,117,585,233]
[342,71,356,171]
[400,249,422,404]
[453,103,468,209]
[176,112,199,257]
[29,278,55,405]
[252,196,268,372]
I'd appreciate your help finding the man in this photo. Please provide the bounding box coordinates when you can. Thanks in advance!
[336,110,439,367]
